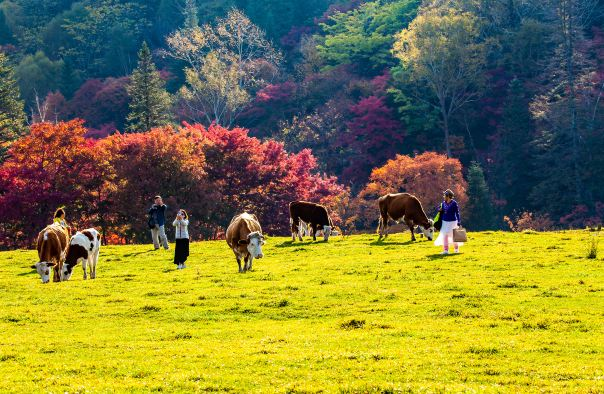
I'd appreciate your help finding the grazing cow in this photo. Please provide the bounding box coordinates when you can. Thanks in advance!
[226,212,265,273]
[289,201,334,241]
[34,224,69,283]
[62,228,101,281]
[377,193,434,241]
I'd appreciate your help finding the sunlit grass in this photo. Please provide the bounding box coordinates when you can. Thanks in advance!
[0,231,603,392]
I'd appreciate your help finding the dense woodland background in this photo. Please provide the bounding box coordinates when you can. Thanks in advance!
[0,0,603,247]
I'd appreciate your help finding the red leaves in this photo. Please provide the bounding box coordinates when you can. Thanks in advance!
[0,121,345,247]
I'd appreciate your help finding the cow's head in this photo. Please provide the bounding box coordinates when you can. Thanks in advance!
[323,225,333,241]
[419,219,435,241]
[34,261,56,283]
[61,240,89,281]
[238,231,265,259]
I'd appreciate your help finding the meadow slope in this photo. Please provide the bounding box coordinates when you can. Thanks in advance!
[0,231,603,393]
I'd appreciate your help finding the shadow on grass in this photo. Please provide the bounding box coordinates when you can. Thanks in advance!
[18,268,37,276]
[426,253,454,260]
[370,238,415,246]
[123,250,155,257]
[275,240,324,248]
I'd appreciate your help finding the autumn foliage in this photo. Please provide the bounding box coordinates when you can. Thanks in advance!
[0,121,345,248]
[357,152,468,226]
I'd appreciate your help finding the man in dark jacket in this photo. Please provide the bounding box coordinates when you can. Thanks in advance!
[148,195,169,250]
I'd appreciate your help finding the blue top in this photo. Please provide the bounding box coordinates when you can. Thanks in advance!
[148,204,167,226]
[440,200,460,223]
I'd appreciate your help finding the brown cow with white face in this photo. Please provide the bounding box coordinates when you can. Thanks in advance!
[62,228,101,281]
[34,224,69,283]
[377,193,434,241]
[226,212,265,273]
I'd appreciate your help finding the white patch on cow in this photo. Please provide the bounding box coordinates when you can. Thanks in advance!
[247,231,265,259]
[35,262,52,284]
[323,225,332,241]
[419,220,435,241]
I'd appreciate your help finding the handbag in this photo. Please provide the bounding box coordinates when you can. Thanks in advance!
[453,227,467,242]
[148,213,157,229]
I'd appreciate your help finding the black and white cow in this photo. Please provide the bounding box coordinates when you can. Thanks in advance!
[289,201,334,242]
[61,228,101,281]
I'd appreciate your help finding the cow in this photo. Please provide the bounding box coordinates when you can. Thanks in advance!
[289,201,333,242]
[377,193,435,242]
[34,224,69,283]
[61,228,101,281]
[226,212,265,273]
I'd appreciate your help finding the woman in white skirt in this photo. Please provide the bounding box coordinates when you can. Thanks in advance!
[434,189,463,254]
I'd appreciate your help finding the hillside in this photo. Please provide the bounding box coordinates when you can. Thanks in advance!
[0,232,602,392]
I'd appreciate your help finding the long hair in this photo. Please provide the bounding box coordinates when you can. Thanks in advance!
[54,207,65,219]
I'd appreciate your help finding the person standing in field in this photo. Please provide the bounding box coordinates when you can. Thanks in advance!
[434,189,462,254]
[173,209,190,269]
[53,207,68,228]
[148,195,169,250]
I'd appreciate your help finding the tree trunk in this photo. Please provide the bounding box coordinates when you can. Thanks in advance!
[441,105,452,158]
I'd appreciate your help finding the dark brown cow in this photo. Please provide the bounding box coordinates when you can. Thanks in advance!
[289,201,334,242]
[377,193,434,241]
[226,212,265,273]
[34,224,69,283]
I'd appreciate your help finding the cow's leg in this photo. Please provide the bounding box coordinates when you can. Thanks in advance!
[53,262,61,282]
[291,217,298,242]
[237,257,243,273]
[247,256,254,272]
[93,250,100,279]
[383,216,390,238]
[312,224,318,241]
[82,257,88,280]
[243,255,250,272]
[406,219,416,241]
[90,255,96,279]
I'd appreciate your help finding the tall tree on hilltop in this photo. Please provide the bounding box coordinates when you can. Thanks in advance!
[393,8,487,157]
[465,161,496,230]
[166,8,282,127]
[126,42,172,133]
[0,52,26,161]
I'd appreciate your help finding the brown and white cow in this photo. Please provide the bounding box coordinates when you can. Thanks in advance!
[377,193,434,241]
[34,224,69,283]
[61,228,101,281]
[226,212,265,273]
[289,201,334,242]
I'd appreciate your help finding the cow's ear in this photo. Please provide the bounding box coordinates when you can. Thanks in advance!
[238,239,249,245]
[30,264,37,269]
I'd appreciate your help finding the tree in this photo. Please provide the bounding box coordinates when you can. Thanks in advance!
[0,121,97,247]
[126,42,172,133]
[166,8,282,127]
[15,50,64,107]
[465,161,495,230]
[341,95,404,184]
[490,78,533,212]
[317,0,419,75]
[358,151,468,227]
[393,8,487,157]
[0,51,25,160]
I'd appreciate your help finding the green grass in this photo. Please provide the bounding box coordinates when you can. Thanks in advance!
[0,231,603,393]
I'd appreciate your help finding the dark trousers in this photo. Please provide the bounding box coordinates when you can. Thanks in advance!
[174,238,189,265]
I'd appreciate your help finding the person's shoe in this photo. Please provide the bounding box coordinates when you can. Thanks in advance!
[454,249,460,253]
[441,250,449,255]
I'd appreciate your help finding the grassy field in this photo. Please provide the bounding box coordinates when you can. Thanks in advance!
[0,231,603,393]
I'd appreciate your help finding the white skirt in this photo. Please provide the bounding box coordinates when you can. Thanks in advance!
[434,220,464,246]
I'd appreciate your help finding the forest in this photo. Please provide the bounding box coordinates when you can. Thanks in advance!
[0,0,603,246]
